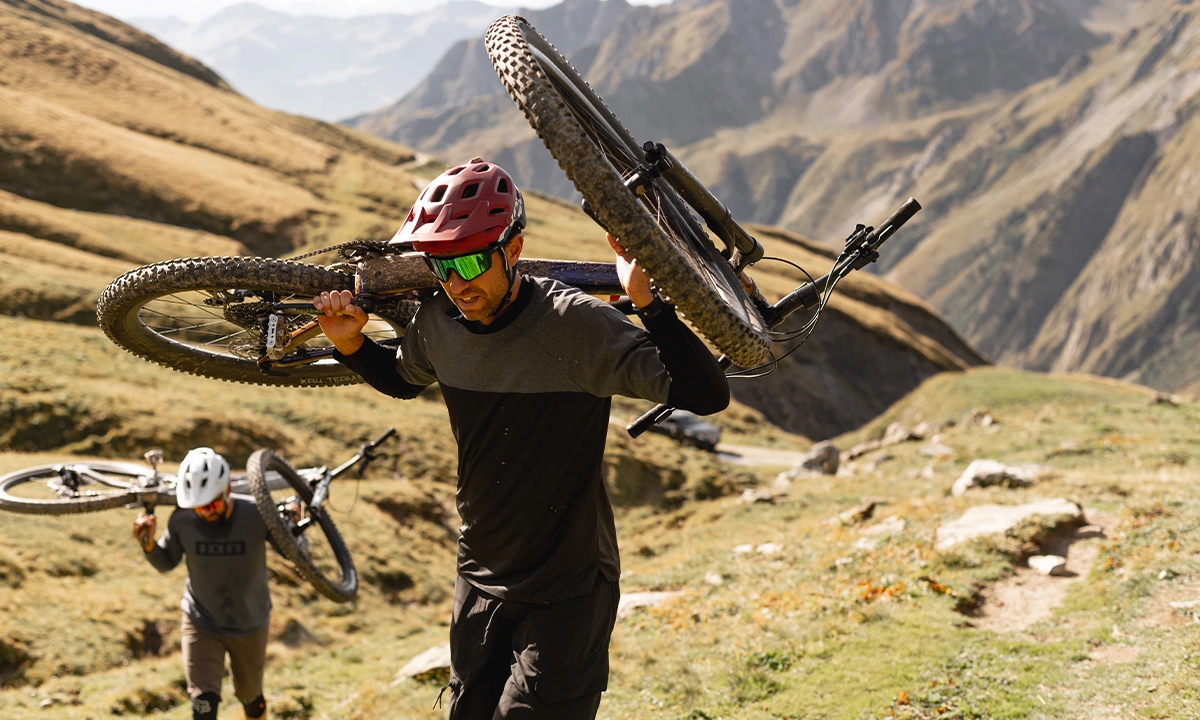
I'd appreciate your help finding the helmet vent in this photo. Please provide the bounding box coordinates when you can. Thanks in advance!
[473,164,490,172]
[497,178,509,193]
[461,182,480,199]
[489,207,506,215]
[430,185,448,203]
[447,166,466,176]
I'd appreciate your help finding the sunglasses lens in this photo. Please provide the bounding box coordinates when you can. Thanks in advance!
[427,250,492,282]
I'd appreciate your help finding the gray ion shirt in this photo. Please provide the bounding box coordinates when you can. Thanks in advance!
[144,496,271,636]
[337,276,729,604]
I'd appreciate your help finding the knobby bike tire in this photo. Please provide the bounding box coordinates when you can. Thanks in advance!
[247,449,358,603]
[0,462,160,515]
[485,15,773,367]
[97,256,393,388]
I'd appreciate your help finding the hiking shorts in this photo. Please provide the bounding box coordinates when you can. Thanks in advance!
[447,575,619,720]
[180,613,270,704]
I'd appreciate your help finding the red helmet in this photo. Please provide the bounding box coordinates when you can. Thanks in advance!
[391,159,526,255]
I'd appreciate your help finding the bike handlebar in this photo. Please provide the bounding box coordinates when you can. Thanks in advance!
[329,427,398,480]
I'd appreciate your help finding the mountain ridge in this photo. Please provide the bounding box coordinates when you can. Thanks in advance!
[349,0,1197,394]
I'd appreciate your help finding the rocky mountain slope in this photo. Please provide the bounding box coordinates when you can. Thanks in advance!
[129,1,506,122]
[351,0,1198,395]
[0,0,981,450]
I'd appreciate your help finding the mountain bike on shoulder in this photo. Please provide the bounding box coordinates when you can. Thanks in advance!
[95,15,920,438]
[0,428,397,602]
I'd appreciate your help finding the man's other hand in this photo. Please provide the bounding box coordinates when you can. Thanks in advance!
[313,290,369,355]
[606,233,656,308]
[133,513,156,552]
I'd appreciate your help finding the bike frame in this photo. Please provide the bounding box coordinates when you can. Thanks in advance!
[288,427,396,537]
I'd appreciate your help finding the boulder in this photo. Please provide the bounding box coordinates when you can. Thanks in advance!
[774,441,840,487]
[617,591,684,619]
[882,422,920,446]
[1028,555,1069,576]
[392,642,451,685]
[962,407,996,427]
[737,488,781,504]
[843,440,882,460]
[798,441,840,474]
[914,420,950,437]
[951,459,1043,496]
[935,498,1083,550]
[833,501,876,526]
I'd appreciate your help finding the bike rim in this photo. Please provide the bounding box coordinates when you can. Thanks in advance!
[0,463,142,506]
[520,24,767,338]
[131,289,401,369]
[263,476,355,592]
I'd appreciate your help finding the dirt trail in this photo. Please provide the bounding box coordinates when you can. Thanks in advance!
[715,443,807,467]
[976,510,1115,632]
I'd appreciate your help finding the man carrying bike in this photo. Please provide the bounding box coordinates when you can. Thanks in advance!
[313,159,729,719]
[133,448,275,720]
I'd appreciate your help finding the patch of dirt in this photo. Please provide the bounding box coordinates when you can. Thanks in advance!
[975,510,1114,632]
[1137,581,1200,629]
[1086,646,1142,664]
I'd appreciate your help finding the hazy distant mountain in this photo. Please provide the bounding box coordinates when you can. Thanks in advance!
[128,1,510,121]
[351,0,1200,397]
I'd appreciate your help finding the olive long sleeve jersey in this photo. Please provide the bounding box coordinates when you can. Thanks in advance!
[336,275,729,603]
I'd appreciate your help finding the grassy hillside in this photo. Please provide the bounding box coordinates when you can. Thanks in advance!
[3,367,1198,718]
[0,4,1072,718]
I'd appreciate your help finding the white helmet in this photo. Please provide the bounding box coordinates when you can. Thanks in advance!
[176,447,231,509]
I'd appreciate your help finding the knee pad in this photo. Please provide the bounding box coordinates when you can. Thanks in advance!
[191,692,220,720]
[243,694,267,719]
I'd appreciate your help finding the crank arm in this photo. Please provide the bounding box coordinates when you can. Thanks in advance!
[277,320,323,356]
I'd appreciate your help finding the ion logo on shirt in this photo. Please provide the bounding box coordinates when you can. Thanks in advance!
[195,541,247,556]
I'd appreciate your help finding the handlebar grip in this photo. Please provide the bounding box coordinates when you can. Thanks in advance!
[876,198,922,243]
[367,427,397,449]
[627,404,676,438]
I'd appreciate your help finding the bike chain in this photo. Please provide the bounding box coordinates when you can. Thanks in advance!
[288,240,393,263]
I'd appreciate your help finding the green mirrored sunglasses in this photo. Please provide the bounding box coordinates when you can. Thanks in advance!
[424,248,495,282]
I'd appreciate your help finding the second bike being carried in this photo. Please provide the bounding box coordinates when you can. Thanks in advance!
[0,429,397,602]
[96,15,921,438]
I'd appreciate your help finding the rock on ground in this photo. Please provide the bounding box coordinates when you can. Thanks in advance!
[1028,554,1069,576]
[833,501,876,526]
[952,459,1044,496]
[617,591,684,619]
[392,642,452,685]
[935,498,1083,550]
[962,407,996,426]
[774,441,840,486]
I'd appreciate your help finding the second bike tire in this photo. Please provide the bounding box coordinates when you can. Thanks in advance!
[485,15,773,367]
[0,462,159,515]
[247,449,358,603]
[97,256,364,387]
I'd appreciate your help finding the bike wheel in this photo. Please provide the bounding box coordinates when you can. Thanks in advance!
[0,462,156,515]
[97,256,416,387]
[485,15,773,367]
[247,449,357,603]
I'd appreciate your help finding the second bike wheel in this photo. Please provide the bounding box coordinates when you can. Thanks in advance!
[97,256,416,387]
[485,15,773,367]
[0,462,156,515]
[247,449,358,603]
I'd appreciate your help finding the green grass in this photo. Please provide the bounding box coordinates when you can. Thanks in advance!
[2,368,1199,718]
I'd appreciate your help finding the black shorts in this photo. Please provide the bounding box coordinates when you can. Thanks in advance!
[447,574,619,720]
